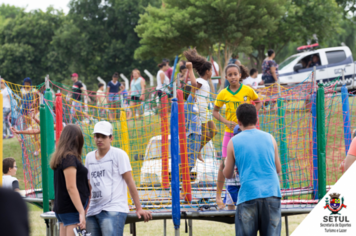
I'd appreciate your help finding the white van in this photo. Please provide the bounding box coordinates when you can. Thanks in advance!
[266,46,355,89]
[139,135,219,187]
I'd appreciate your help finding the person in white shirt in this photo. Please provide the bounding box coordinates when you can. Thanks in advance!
[2,157,19,191]
[183,49,218,162]
[156,62,171,99]
[242,68,263,90]
[1,79,13,139]
[85,121,152,236]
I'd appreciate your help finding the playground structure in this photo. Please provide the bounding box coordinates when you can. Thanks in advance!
[0,67,353,235]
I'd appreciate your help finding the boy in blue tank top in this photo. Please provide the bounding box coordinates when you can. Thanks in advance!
[224,103,282,236]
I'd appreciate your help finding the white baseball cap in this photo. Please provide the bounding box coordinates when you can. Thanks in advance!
[93,121,113,136]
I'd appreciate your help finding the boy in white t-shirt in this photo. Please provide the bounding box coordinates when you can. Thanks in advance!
[2,157,20,191]
[242,68,262,90]
[85,121,152,236]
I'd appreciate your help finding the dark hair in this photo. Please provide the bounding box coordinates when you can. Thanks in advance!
[158,62,167,68]
[113,72,119,78]
[180,60,186,66]
[179,65,187,73]
[236,104,257,127]
[250,68,258,76]
[224,64,249,80]
[50,125,84,170]
[98,83,104,88]
[3,157,16,174]
[183,85,191,101]
[267,49,275,57]
[183,49,212,76]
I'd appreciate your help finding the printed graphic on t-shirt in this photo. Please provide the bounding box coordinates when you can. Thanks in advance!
[88,160,113,212]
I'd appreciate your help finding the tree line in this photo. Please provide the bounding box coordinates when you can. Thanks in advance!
[0,0,355,90]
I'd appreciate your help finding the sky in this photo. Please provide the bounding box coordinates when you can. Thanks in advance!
[0,0,70,13]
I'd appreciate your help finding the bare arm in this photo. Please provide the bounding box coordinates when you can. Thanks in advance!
[186,62,197,96]
[13,128,41,135]
[140,79,146,100]
[344,154,356,172]
[213,105,237,131]
[123,171,152,222]
[270,67,278,82]
[253,98,262,111]
[63,167,86,229]
[223,140,235,178]
[271,135,281,174]
[81,87,91,102]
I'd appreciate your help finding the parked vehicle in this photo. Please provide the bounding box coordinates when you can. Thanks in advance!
[139,135,219,187]
[259,45,356,90]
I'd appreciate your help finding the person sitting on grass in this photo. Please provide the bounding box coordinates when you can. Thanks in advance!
[224,104,281,236]
[2,157,20,191]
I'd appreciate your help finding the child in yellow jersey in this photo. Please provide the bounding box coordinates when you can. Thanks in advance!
[213,64,262,209]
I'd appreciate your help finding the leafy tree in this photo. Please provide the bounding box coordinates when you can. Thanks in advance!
[0,8,67,84]
[135,0,287,87]
[249,0,342,70]
[52,0,160,90]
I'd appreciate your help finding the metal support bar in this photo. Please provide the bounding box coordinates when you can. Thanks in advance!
[175,228,180,236]
[285,216,289,236]
[189,219,193,236]
[163,219,167,236]
[130,223,137,236]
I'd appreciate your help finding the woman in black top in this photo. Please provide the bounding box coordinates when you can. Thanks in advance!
[50,124,89,236]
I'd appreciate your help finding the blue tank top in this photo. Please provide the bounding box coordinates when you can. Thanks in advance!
[130,77,142,97]
[231,129,281,205]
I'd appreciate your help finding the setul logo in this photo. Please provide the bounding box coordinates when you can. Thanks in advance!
[324,193,347,215]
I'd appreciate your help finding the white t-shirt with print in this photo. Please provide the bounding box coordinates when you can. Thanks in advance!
[242,77,259,89]
[1,88,11,108]
[85,147,132,216]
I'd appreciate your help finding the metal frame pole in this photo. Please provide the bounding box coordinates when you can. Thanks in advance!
[285,216,289,236]
[316,84,327,199]
[188,219,193,236]
[163,219,167,236]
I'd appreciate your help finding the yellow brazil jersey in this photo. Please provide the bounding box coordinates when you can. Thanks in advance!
[214,84,258,133]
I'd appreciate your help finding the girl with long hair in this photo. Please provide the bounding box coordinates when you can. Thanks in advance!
[130,69,146,119]
[50,125,90,236]
[183,48,217,163]
[213,64,262,209]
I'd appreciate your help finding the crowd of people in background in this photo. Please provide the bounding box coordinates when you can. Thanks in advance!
[0,48,288,236]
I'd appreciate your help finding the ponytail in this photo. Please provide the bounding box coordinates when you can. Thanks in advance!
[183,48,211,77]
[158,62,166,68]
[113,72,119,78]
[224,64,249,80]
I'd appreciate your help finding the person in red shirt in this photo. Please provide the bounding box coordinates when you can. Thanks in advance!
[163,59,173,81]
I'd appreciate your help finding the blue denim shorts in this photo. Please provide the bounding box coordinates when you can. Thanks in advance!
[262,75,276,84]
[55,199,88,226]
[186,133,201,170]
[108,94,119,102]
[70,101,82,114]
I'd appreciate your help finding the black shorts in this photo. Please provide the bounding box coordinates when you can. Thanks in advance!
[131,96,140,101]
[157,90,173,98]
[262,75,276,85]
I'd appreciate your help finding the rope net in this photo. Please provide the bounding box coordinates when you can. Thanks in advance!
[4,74,348,210]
